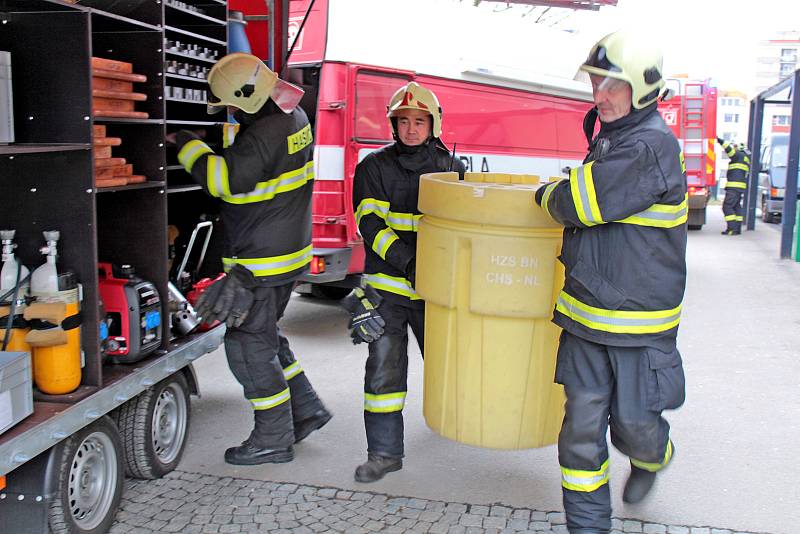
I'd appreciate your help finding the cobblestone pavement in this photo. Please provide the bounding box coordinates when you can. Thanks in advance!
[110,471,767,534]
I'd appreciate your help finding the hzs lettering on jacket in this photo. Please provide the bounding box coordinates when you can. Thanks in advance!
[287,124,313,154]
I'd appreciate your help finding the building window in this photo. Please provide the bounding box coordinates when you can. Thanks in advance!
[781,48,797,62]
[780,62,796,77]
[723,132,735,141]
[724,113,740,123]
[773,115,790,126]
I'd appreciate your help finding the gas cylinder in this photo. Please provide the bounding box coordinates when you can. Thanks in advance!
[0,229,30,353]
[27,231,82,395]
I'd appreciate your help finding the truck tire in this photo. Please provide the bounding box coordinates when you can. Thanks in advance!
[762,196,778,224]
[48,416,124,534]
[310,284,351,300]
[117,372,191,479]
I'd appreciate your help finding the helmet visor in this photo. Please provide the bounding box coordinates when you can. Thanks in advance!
[206,92,226,115]
[584,45,622,74]
[271,79,305,114]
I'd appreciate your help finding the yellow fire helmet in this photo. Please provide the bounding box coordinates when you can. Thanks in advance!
[206,52,304,115]
[387,82,443,138]
[579,30,666,110]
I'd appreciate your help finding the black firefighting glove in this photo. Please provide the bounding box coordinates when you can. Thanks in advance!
[195,264,256,329]
[341,285,385,344]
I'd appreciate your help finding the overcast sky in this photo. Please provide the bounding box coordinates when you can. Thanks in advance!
[460,0,800,96]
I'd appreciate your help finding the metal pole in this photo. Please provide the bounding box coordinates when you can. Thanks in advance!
[267,0,275,70]
[746,98,764,231]
[780,70,800,258]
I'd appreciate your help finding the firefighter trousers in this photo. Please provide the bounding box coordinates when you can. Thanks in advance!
[555,331,685,533]
[363,297,425,458]
[224,282,326,449]
[722,187,744,232]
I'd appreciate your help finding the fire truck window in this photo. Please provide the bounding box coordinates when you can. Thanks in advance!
[355,73,410,142]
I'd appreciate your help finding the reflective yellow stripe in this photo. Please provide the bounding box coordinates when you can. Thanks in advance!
[735,215,744,221]
[728,163,749,172]
[540,180,562,220]
[223,245,312,277]
[222,161,314,204]
[287,124,313,155]
[561,459,610,492]
[722,141,736,157]
[222,123,239,149]
[355,198,390,226]
[364,273,419,300]
[364,392,407,413]
[616,194,688,228]
[679,151,686,174]
[387,212,422,232]
[570,162,603,226]
[373,228,399,260]
[283,361,303,380]
[726,181,746,189]
[631,441,674,473]
[178,139,213,172]
[556,291,681,334]
[206,155,230,198]
[250,388,291,410]
[724,214,738,221]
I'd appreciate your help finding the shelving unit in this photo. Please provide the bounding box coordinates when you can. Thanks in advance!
[0,0,227,383]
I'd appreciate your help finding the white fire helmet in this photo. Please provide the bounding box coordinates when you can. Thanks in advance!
[386,82,442,138]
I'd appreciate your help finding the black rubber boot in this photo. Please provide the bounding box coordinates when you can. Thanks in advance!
[224,441,294,466]
[622,465,656,504]
[294,408,333,443]
[354,454,402,483]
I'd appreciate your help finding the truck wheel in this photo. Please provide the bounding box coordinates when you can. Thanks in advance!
[310,284,352,300]
[48,416,124,534]
[762,196,777,224]
[117,372,191,479]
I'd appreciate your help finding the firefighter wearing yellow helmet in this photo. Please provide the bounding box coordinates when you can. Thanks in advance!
[173,52,331,466]
[535,31,687,533]
[345,81,465,483]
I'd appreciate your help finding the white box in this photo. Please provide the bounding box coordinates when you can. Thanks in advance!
[0,51,13,144]
[0,351,33,435]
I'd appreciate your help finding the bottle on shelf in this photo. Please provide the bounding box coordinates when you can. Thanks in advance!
[25,230,82,395]
[0,229,31,352]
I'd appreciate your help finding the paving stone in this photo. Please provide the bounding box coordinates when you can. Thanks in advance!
[690,529,711,534]
[459,513,484,527]
[667,528,690,534]
[471,505,490,516]
[484,515,508,529]
[643,524,668,534]
[623,520,643,532]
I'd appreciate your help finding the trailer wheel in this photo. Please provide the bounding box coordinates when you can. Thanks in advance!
[118,372,191,479]
[48,416,124,534]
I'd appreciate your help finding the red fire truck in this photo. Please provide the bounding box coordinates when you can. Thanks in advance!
[231,0,705,298]
[658,78,719,230]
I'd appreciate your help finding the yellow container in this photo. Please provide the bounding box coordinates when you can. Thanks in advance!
[1,327,31,354]
[417,172,565,449]
[31,292,82,395]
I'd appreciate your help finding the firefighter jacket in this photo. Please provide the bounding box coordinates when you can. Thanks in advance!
[535,105,687,351]
[176,101,315,286]
[717,138,750,189]
[353,139,465,305]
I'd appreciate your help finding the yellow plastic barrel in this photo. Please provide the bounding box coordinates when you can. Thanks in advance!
[31,290,82,395]
[416,172,565,449]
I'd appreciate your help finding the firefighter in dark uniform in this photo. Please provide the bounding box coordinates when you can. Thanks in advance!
[345,82,465,483]
[172,53,331,465]
[717,138,750,235]
[535,32,687,534]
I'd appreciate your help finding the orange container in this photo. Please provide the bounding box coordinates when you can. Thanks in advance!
[32,296,81,395]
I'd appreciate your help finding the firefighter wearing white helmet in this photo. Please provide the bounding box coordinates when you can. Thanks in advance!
[173,52,331,466]
[346,81,465,483]
[535,31,687,533]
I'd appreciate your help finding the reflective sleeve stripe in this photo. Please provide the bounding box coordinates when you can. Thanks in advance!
[726,181,747,189]
[735,215,744,221]
[570,163,603,226]
[679,151,686,173]
[364,392,407,413]
[223,161,314,204]
[364,273,420,300]
[728,163,750,172]
[631,441,674,473]
[616,195,688,228]
[724,214,738,221]
[555,291,681,334]
[178,139,214,172]
[721,141,736,157]
[206,155,231,198]
[540,180,562,220]
[223,245,313,277]
[372,228,399,260]
[222,123,239,149]
[250,388,291,410]
[386,212,422,232]
[561,459,610,492]
[744,155,750,164]
[355,198,391,226]
[283,361,303,381]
